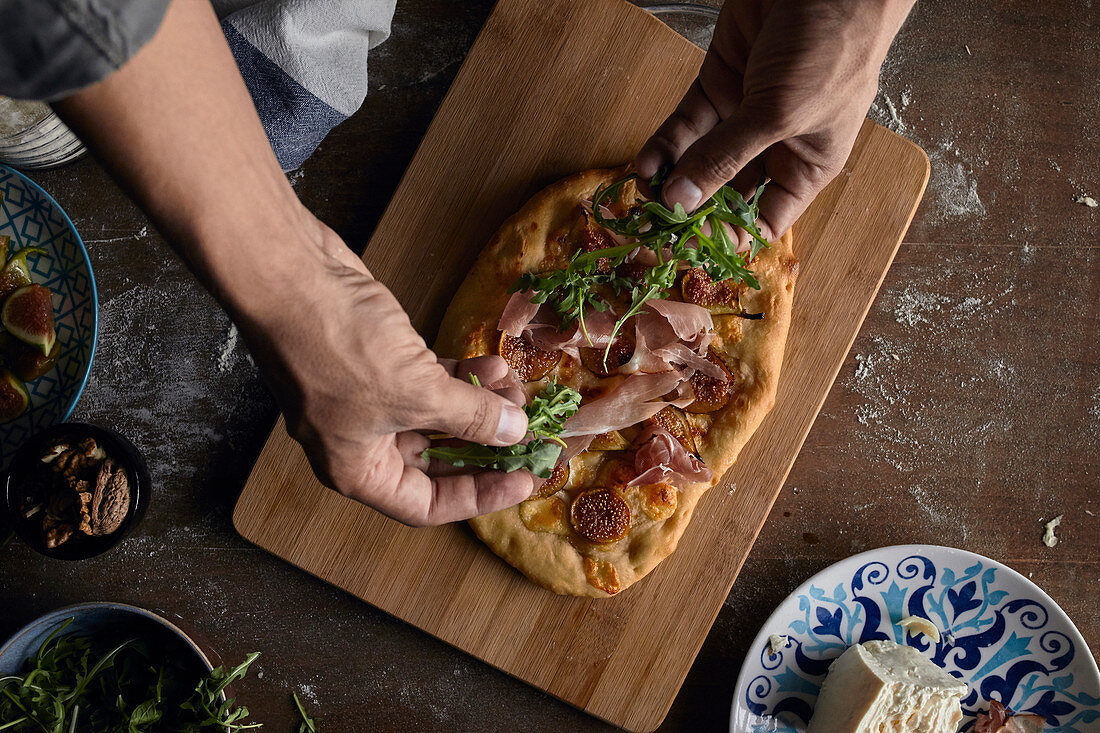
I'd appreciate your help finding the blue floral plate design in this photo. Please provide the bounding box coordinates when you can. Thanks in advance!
[0,165,97,467]
[730,545,1099,732]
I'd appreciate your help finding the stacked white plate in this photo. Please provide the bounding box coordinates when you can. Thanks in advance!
[0,96,86,170]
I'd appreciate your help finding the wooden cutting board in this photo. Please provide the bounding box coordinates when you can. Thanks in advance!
[233,0,929,729]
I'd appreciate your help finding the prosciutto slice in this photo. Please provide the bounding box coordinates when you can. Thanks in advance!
[527,307,618,360]
[561,371,685,437]
[623,311,719,377]
[628,425,712,488]
[498,290,542,337]
[644,299,713,342]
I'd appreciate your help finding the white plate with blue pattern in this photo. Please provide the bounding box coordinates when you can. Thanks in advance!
[0,165,97,468]
[730,545,1100,732]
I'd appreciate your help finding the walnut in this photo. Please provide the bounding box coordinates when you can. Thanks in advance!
[51,437,106,477]
[84,459,130,537]
[42,515,73,549]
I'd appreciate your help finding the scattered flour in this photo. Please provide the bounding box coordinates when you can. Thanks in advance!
[297,683,319,705]
[893,286,950,327]
[216,323,240,373]
[928,157,986,225]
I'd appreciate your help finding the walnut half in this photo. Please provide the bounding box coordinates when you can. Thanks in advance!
[85,459,130,537]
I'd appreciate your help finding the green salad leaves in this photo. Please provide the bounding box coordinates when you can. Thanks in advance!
[422,382,581,478]
[0,619,260,733]
[512,169,770,363]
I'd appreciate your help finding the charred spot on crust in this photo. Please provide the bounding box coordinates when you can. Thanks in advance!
[583,556,621,595]
[641,483,678,521]
[685,349,735,414]
[519,495,569,534]
[570,488,631,544]
[498,332,561,381]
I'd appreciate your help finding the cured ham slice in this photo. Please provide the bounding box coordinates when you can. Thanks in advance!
[561,371,685,437]
[643,298,713,341]
[498,290,542,336]
[624,311,718,377]
[629,425,712,488]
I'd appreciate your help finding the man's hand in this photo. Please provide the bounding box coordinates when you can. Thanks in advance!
[637,0,915,241]
[52,0,533,526]
[239,231,533,526]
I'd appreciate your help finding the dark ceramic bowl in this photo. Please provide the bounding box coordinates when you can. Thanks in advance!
[0,603,215,678]
[2,422,150,560]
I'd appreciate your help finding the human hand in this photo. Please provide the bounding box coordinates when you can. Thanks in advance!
[238,228,533,526]
[637,0,915,241]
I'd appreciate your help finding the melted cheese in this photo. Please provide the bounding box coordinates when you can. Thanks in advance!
[807,641,965,733]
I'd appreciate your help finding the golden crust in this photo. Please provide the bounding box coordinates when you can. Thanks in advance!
[435,166,797,597]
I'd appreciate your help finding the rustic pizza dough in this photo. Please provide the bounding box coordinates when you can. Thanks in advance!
[434,166,797,597]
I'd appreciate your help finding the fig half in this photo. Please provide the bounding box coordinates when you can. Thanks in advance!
[2,284,56,356]
[0,246,44,301]
[0,368,28,423]
[8,338,60,381]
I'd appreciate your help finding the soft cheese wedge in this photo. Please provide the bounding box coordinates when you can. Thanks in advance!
[808,640,966,733]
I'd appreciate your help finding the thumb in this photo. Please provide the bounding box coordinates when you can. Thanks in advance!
[427,377,529,447]
[661,112,783,212]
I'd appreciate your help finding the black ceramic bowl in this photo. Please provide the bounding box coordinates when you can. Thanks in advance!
[2,422,150,560]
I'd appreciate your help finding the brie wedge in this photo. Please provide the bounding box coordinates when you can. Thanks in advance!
[807,640,966,733]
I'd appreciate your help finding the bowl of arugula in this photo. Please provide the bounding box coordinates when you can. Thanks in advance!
[0,602,260,731]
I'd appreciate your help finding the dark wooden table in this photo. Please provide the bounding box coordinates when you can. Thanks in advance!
[2,1,1097,730]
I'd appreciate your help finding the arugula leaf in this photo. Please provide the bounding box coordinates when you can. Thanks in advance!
[293,692,317,733]
[0,620,262,732]
[517,169,771,368]
[422,383,581,478]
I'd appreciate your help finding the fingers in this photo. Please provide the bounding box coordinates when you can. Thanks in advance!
[424,376,528,447]
[439,354,509,386]
[386,431,533,526]
[754,140,845,241]
[661,113,785,212]
[635,80,722,180]
[755,177,808,243]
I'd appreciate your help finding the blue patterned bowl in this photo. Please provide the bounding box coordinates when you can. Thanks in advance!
[730,545,1100,733]
[0,165,97,468]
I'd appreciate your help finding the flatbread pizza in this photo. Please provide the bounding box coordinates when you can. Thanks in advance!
[433,165,797,597]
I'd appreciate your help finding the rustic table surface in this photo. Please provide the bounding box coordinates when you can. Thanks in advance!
[1,1,1096,730]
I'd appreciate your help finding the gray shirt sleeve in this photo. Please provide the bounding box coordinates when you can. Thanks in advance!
[0,0,170,101]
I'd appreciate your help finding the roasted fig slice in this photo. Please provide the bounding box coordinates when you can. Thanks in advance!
[589,430,630,451]
[579,334,634,377]
[684,348,735,414]
[498,332,560,381]
[2,284,56,355]
[680,267,741,314]
[535,460,571,498]
[0,246,44,301]
[570,488,631,544]
[8,338,60,381]
[645,406,697,454]
[0,368,28,423]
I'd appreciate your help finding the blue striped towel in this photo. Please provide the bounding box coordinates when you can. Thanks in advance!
[217,0,398,171]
